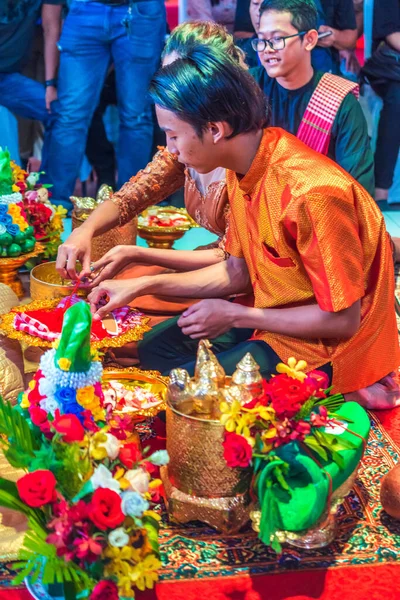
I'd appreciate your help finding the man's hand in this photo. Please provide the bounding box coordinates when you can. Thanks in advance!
[88,245,136,288]
[56,229,92,280]
[45,86,57,112]
[317,25,335,47]
[177,299,237,339]
[87,279,140,320]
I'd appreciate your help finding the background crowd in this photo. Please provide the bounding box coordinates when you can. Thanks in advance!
[0,0,399,208]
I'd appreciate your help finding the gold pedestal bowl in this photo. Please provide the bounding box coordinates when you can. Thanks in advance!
[137,206,199,250]
[30,261,88,301]
[0,243,44,299]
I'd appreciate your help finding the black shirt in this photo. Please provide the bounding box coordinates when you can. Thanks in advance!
[250,66,375,196]
[373,0,400,47]
[312,0,357,73]
[0,0,64,74]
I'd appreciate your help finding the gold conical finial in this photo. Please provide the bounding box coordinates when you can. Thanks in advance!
[231,352,263,397]
[195,339,225,386]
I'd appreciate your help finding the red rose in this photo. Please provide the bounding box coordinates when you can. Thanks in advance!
[17,470,57,507]
[28,381,45,406]
[88,488,125,531]
[118,442,142,469]
[90,580,119,600]
[52,410,85,443]
[223,432,252,468]
[29,406,48,427]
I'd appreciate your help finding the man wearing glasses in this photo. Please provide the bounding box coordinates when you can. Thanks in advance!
[249,0,374,196]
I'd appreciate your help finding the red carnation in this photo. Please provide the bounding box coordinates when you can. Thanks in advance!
[118,442,142,469]
[88,488,125,531]
[267,374,311,418]
[90,580,119,600]
[17,470,57,507]
[222,432,253,468]
[52,410,85,443]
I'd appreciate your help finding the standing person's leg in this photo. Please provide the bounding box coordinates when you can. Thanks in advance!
[0,72,56,175]
[47,2,111,206]
[111,1,166,187]
[374,81,400,198]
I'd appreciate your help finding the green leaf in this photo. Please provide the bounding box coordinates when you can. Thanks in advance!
[304,435,329,462]
[143,515,160,556]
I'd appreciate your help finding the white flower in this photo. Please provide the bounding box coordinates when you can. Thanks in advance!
[90,464,121,492]
[26,172,40,187]
[102,433,121,460]
[124,468,150,494]
[38,377,56,398]
[108,527,129,548]
[121,491,149,518]
[148,450,169,466]
[39,396,59,416]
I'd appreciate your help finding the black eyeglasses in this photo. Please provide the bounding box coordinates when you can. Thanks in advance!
[251,31,307,52]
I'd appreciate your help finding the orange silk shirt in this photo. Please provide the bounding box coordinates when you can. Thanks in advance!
[225,128,399,394]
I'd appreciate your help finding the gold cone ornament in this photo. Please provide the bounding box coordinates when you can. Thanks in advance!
[232,352,263,397]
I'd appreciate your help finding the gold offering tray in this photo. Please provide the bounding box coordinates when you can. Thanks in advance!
[137,206,199,249]
[0,298,150,349]
[103,367,168,421]
[138,206,198,232]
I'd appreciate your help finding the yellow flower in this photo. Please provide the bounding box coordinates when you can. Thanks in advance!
[220,400,244,433]
[7,205,18,215]
[12,184,20,192]
[276,357,308,382]
[57,357,71,371]
[20,393,30,409]
[142,510,161,522]
[104,544,135,563]
[252,405,276,423]
[117,576,135,597]
[235,413,256,439]
[90,431,108,460]
[10,161,27,182]
[130,554,162,591]
[76,385,95,406]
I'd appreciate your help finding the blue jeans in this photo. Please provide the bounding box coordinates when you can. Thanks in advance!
[0,72,58,178]
[49,0,166,205]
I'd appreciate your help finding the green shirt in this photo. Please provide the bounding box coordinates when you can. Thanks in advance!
[250,67,375,197]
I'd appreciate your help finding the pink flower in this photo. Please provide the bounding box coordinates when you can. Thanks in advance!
[73,534,104,562]
[310,406,329,427]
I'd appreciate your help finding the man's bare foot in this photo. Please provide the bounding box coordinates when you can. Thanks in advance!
[344,373,400,409]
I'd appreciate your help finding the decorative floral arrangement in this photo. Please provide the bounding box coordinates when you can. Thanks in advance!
[220,357,370,551]
[11,160,67,259]
[0,396,167,598]
[0,148,66,259]
[0,301,168,598]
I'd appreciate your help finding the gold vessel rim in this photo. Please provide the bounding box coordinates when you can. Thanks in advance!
[167,399,221,424]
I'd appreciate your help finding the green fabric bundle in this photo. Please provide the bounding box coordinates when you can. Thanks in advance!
[255,401,370,547]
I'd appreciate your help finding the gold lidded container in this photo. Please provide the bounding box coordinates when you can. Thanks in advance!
[160,340,254,533]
